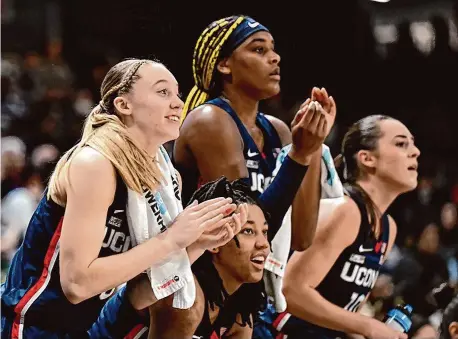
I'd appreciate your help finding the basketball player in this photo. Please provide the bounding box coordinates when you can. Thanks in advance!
[269,115,420,339]
[0,59,237,338]
[97,178,270,339]
[174,15,337,248]
[147,177,271,338]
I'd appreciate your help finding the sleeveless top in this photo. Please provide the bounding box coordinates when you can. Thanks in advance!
[1,173,131,335]
[179,97,283,205]
[274,187,390,338]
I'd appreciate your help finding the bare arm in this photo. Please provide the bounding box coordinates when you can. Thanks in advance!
[59,148,182,304]
[178,105,248,182]
[60,147,233,304]
[283,197,372,334]
[289,147,321,250]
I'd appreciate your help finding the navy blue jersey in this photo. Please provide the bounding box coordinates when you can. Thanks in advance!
[178,97,283,205]
[209,98,283,195]
[1,173,131,337]
[273,187,391,339]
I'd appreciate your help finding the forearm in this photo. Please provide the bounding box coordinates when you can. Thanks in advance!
[259,155,308,241]
[291,148,322,251]
[284,285,369,336]
[187,243,205,264]
[64,233,179,302]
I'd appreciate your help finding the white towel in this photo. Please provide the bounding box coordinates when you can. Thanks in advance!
[264,144,344,312]
[126,146,195,309]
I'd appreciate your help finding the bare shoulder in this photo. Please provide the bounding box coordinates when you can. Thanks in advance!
[66,147,117,198]
[182,104,240,135]
[315,196,361,246]
[264,114,291,146]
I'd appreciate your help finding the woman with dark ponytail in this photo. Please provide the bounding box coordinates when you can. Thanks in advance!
[267,115,421,339]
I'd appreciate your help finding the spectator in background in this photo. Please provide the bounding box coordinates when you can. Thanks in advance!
[393,223,450,318]
[1,164,44,270]
[1,136,27,198]
[440,295,458,339]
[438,202,458,286]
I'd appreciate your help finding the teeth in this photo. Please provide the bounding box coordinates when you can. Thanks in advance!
[251,256,265,262]
[166,116,179,122]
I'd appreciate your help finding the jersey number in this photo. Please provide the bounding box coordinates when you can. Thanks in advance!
[344,292,365,312]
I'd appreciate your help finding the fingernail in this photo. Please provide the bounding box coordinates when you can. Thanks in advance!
[225,208,233,214]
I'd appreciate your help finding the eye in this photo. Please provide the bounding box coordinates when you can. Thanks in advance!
[396,141,408,148]
[177,91,183,99]
[242,228,254,235]
[253,46,265,54]
[158,88,169,96]
[262,229,268,237]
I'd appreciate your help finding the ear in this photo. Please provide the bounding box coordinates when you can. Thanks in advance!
[449,322,458,338]
[216,58,231,75]
[208,248,220,254]
[113,96,132,116]
[356,150,377,170]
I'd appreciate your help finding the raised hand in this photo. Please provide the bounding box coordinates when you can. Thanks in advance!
[289,87,337,165]
[194,202,248,251]
[166,197,236,249]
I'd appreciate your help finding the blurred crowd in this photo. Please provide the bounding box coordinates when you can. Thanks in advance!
[1,14,457,339]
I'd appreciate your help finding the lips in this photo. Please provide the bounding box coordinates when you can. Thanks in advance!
[165,114,180,122]
[407,163,418,171]
[250,252,268,269]
[269,67,280,76]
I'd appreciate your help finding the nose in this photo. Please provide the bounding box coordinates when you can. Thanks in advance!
[255,232,270,251]
[270,50,280,65]
[410,144,420,158]
[171,95,184,111]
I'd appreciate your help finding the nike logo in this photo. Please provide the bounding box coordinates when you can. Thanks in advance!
[359,245,373,253]
[248,22,259,28]
[247,150,259,157]
[114,209,124,214]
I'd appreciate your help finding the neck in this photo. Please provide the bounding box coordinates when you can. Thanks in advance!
[356,177,400,215]
[221,84,259,128]
[126,125,161,157]
[213,260,243,296]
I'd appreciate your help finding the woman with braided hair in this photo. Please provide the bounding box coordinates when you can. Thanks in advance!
[0,59,238,338]
[120,177,271,339]
[174,15,337,249]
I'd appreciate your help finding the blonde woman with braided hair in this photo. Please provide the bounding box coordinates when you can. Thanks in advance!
[0,58,241,338]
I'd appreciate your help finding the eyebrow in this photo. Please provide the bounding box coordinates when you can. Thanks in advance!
[248,38,275,45]
[246,220,268,225]
[393,134,415,141]
[153,79,179,87]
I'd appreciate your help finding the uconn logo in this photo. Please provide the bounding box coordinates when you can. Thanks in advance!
[250,172,273,193]
[340,261,379,288]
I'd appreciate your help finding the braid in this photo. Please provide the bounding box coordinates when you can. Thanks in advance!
[181,16,246,123]
[99,60,149,113]
[189,177,268,333]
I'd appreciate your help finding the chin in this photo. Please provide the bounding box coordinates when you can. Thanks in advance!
[247,271,264,283]
[163,129,180,143]
[259,85,280,100]
[398,179,418,194]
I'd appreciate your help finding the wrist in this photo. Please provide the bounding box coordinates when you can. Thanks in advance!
[288,147,313,166]
[187,242,206,264]
[357,316,375,337]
